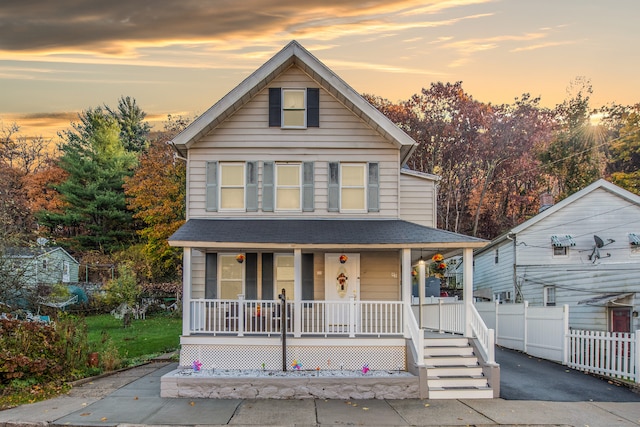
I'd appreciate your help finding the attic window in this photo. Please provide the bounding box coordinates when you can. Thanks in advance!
[551,235,576,247]
[269,88,320,128]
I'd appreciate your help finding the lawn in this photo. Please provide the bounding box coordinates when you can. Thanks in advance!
[86,312,182,363]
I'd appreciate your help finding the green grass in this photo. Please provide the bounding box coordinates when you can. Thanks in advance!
[86,312,182,363]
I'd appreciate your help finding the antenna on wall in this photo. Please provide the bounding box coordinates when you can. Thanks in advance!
[589,235,614,263]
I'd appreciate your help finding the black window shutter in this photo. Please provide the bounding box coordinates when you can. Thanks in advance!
[245,253,258,299]
[205,253,217,299]
[301,253,314,300]
[307,88,319,127]
[367,162,379,212]
[262,161,274,212]
[269,88,281,127]
[328,162,340,212]
[302,161,314,212]
[261,253,274,300]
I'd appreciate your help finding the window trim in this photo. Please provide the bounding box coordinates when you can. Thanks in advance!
[219,162,246,212]
[340,162,367,213]
[282,88,307,129]
[275,163,302,212]
[543,286,556,306]
[218,253,245,299]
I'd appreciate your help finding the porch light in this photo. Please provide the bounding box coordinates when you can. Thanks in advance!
[236,254,245,263]
[339,254,348,264]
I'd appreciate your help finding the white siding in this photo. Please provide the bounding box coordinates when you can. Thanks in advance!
[474,240,515,300]
[399,173,436,227]
[186,65,401,219]
[475,187,640,331]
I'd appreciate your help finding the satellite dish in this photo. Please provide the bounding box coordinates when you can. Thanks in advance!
[36,237,49,246]
[594,235,604,248]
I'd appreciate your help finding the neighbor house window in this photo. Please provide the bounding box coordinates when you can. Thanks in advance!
[276,163,301,211]
[551,235,574,257]
[219,254,244,299]
[42,259,48,270]
[494,249,499,264]
[219,163,245,210]
[275,254,295,300]
[340,163,366,211]
[544,286,556,306]
[282,89,306,128]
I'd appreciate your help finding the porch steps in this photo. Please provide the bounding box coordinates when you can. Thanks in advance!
[424,337,493,399]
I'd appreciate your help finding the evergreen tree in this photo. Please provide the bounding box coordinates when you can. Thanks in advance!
[38,107,139,253]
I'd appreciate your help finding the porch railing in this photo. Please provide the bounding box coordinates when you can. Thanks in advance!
[469,303,496,365]
[189,298,404,337]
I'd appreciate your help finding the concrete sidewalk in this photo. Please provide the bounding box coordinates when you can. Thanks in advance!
[1,362,639,426]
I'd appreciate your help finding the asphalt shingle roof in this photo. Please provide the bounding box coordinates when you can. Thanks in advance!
[169,219,486,246]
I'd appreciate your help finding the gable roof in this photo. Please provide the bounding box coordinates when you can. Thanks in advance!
[6,246,79,263]
[476,179,640,255]
[170,40,417,164]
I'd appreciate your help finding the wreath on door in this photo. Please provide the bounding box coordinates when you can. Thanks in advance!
[336,266,348,298]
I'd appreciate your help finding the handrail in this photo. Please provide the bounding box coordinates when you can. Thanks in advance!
[404,302,424,366]
[469,303,495,365]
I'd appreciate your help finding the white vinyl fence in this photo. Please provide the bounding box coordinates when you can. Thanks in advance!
[567,330,640,383]
[475,301,568,363]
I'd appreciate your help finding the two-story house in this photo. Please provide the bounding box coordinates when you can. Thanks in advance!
[474,179,640,333]
[164,41,493,399]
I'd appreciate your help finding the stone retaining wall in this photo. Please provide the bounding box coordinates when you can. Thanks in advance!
[161,371,420,399]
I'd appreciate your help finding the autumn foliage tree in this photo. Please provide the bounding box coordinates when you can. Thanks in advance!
[123,117,188,282]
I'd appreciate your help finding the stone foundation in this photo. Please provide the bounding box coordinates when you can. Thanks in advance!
[161,370,420,399]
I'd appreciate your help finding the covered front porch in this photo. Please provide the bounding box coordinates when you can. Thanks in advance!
[169,219,493,393]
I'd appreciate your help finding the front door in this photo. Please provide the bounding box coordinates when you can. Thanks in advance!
[324,253,360,332]
[611,307,631,333]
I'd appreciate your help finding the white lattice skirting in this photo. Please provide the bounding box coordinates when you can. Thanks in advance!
[180,343,406,371]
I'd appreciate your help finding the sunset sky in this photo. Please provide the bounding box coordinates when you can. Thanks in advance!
[1,0,639,139]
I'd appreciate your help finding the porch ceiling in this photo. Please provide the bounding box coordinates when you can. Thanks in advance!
[168,219,488,250]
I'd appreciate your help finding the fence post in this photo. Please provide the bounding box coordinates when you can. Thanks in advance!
[523,301,529,353]
[494,300,499,346]
[562,304,570,365]
[438,299,444,333]
[237,294,245,337]
[635,330,640,384]
[349,295,356,338]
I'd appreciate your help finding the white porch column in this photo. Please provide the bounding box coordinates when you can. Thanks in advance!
[402,248,412,338]
[182,248,192,336]
[418,259,426,328]
[293,248,302,337]
[463,247,473,337]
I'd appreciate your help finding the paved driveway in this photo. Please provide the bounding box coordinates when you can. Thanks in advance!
[496,346,640,401]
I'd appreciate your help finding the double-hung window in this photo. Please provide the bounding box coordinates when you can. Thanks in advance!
[269,87,320,128]
[276,163,301,211]
[219,163,245,211]
[219,254,244,299]
[282,89,306,128]
[341,163,367,212]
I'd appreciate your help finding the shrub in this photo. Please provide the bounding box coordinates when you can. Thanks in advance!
[0,316,90,385]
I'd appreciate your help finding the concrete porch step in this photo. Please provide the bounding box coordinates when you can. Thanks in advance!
[424,355,478,366]
[428,386,494,399]
[424,346,475,357]
[427,376,488,388]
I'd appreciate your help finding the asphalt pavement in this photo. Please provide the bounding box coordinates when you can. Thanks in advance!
[0,350,639,426]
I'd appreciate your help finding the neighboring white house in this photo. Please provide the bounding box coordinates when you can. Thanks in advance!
[6,246,79,286]
[474,179,640,332]
[166,41,495,399]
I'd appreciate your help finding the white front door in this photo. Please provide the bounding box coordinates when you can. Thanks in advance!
[324,253,360,332]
